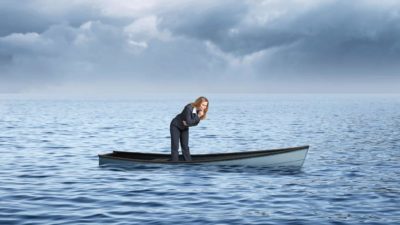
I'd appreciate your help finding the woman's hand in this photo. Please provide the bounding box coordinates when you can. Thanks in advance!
[198,110,204,117]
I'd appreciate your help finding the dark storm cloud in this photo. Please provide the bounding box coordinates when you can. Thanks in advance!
[161,1,400,67]
[159,1,301,56]
[265,1,400,76]
[1,0,399,93]
[159,1,247,46]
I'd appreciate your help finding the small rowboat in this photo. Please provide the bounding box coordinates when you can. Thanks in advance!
[98,145,309,169]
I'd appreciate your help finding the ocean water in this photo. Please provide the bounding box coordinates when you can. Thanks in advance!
[0,94,399,225]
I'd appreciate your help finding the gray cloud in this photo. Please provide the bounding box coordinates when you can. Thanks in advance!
[160,1,400,77]
[1,0,399,93]
[0,1,108,36]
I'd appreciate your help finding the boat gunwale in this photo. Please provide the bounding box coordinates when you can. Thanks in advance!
[98,145,309,164]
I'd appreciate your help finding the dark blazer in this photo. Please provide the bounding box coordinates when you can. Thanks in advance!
[171,104,200,130]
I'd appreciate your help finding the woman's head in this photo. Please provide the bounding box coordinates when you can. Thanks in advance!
[192,96,209,120]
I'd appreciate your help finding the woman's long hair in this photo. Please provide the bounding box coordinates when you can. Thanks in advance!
[191,96,209,120]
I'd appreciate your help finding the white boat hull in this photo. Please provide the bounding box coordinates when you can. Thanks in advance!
[201,148,308,168]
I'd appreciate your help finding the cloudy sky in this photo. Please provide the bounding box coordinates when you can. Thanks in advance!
[1,0,400,94]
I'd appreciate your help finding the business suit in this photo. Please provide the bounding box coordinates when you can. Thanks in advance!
[170,104,200,161]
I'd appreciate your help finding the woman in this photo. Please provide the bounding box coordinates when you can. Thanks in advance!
[170,96,209,161]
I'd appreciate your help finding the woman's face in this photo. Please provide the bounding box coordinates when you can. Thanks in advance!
[199,101,208,111]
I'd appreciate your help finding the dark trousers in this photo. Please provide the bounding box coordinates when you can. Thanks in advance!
[170,123,192,161]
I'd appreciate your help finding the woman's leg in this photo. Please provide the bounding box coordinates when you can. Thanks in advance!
[170,124,180,161]
[180,128,192,161]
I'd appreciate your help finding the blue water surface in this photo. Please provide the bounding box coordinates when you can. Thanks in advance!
[0,94,399,225]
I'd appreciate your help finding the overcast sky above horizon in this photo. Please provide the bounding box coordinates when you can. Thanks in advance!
[1,0,400,94]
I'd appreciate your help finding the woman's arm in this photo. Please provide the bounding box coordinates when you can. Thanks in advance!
[184,105,200,127]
